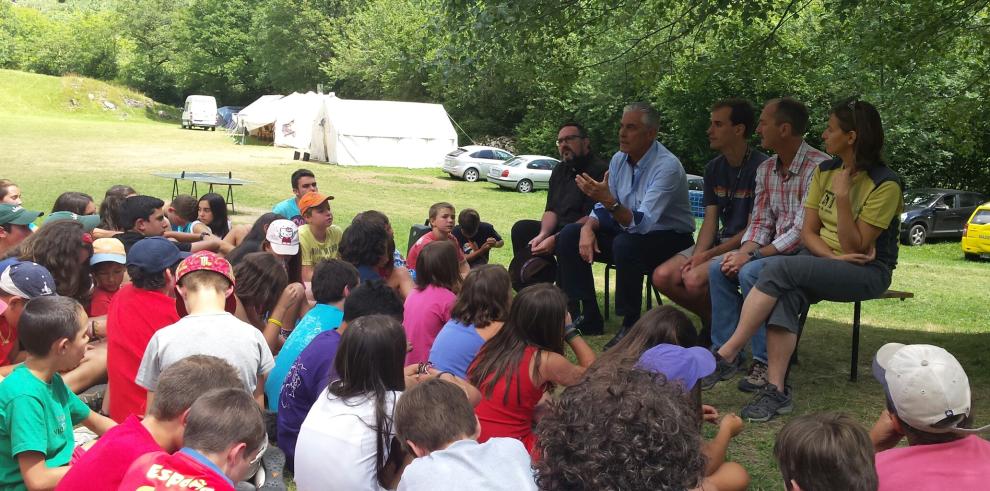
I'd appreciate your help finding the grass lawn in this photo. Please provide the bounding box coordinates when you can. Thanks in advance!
[2,72,988,489]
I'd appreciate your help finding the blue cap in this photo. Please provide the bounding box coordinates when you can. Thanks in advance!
[0,261,57,298]
[127,237,190,273]
[636,344,716,392]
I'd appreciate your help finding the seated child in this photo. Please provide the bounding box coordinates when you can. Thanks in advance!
[164,194,210,240]
[775,413,878,491]
[451,208,503,268]
[406,202,468,276]
[265,259,359,411]
[429,264,512,378]
[636,343,750,491]
[297,191,343,282]
[88,238,126,317]
[137,251,274,407]
[395,378,536,490]
[117,388,267,491]
[0,296,116,490]
[57,355,242,491]
[404,240,461,365]
[0,261,58,375]
[276,280,404,470]
[535,366,707,490]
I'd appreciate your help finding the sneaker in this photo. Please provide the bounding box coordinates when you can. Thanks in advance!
[700,352,743,391]
[740,384,793,422]
[258,445,287,491]
[737,361,768,393]
[573,315,604,336]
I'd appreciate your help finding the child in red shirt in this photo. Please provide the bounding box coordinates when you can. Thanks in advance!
[88,238,126,317]
[407,202,469,276]
[117,388,267,491]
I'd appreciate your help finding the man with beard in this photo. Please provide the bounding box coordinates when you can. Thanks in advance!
[509,123,607,332]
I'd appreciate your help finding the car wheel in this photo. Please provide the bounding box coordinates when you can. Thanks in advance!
[517,179,534,193]
[463,168,480,182]
[210,126,215,132]
[964,253,979,261]
[908,223,927,246]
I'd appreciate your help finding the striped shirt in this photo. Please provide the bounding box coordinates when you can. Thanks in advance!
[741,140,829,253]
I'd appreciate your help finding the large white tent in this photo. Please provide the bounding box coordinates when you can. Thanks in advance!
[308,97,457,168]
[273,92,326,150]
[234,94,284,133]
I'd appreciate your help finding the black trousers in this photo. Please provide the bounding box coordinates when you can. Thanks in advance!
[510,219,545,258]
[557,215,693,326]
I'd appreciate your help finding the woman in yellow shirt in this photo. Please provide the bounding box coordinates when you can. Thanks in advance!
[708,98,903,422]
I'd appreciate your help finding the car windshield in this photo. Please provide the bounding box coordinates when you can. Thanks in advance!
[972,210,990,225]
[447,148,467,157]
[904,191,939,207]
[504,157,526,167]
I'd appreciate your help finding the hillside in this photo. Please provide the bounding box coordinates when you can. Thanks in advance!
[0,69,180,123]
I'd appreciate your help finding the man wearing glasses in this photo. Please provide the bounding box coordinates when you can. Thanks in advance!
[509,123,607,326]
[700,97,828,394]
[652,99,766,345]
[558,102,696,345]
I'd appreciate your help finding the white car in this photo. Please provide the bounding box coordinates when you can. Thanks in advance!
[442,145,514,182]
[487,155,559,193]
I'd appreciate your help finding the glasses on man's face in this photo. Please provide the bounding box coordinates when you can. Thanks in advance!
[249,437,268,466]
[556,135,584,145]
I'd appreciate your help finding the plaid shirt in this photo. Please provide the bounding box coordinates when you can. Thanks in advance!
[742,140,829,253]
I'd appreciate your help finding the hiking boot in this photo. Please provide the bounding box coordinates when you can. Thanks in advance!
[737,361,768,393]
[573,315,604,336]
[740,384,793,422]
[700,352,743,391]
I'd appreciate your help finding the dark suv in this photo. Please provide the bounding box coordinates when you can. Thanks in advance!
[900,189,987,245]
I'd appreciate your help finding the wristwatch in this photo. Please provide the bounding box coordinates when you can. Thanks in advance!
[748,248,764,260]
[606,199,621,212]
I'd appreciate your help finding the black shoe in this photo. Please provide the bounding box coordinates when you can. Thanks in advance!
[573,315,604,336]
[700,352,743,391]
[740,384,793,422]
[603,325,631,350]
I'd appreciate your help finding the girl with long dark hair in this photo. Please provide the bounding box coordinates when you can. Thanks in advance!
[590,305,697,374]
[226,212,281,265]
[468,283,595,453]
[197,192,231,239]
[402,240,461,365]
[294,314,407,490]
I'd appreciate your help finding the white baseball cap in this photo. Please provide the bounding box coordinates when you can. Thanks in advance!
[265,219,300,256]
[873,343,989,434]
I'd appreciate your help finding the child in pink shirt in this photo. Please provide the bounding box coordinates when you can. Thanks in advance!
[403,240,461,365]
[88,238,126,317]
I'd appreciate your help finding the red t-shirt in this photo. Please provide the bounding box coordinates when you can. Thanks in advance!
[89,286,117,317]
[0,316,17,366]
[107,285,179,422]
[406,232,465,271]
[58,415,161,491]
[117,449,235,491]
[471,346,547,454]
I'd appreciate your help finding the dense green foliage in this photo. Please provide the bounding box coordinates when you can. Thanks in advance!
[2,0,988,190]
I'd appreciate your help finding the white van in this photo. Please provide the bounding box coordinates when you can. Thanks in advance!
[181,95,218,130]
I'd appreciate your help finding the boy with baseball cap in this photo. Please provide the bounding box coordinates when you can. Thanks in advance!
[870,343,990,490]
[106,237,187,422]
[0,261,56,376]
[0,203,42,258]
[636,344,751,491]
[137,251,274,408]
[297,191,342,282]
[88,238,126,317]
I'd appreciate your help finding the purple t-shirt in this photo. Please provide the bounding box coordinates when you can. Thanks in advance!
[276,329,341,469]
[403,285,456,366]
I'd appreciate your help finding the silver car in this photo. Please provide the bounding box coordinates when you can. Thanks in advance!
[442,145,514,182]
[487,155,560,193]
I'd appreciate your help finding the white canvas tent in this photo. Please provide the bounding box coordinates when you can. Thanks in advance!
[273,92,327,150]
[308,97,457,168]
[235,94,284,133]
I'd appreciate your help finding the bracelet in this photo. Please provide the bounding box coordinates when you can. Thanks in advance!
[436,371,455,380]
[564,323,581,341]
[267,317,284,328]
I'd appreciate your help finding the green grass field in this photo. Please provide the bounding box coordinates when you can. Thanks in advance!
[2,70,988,489]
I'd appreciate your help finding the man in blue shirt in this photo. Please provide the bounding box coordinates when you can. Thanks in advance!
[558,102,695,348]
[272,169,319,226]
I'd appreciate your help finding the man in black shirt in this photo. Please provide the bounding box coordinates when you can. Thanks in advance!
[509,122,607,332]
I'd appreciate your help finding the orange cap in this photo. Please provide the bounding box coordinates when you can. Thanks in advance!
[298,191,334,215]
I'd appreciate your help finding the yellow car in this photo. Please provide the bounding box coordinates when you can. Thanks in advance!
[962,202,990,260]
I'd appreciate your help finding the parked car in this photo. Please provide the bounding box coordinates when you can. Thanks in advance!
[442,145,514,182]
[487,155,560,192]
[899,188,987,245]
[962,201,990,260]
[181,95,218,131]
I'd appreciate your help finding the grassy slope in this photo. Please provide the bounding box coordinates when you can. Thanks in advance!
[1,70,988,489]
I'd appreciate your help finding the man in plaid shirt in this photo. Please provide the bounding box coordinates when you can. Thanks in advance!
[701,97,828,393]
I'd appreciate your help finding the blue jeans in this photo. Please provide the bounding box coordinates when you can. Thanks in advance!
[708,255,774,363]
